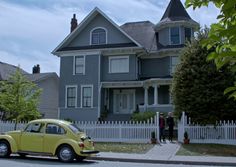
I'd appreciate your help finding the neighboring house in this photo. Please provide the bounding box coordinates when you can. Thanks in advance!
[0,62,59,119]
[52,0,199,121]
[25,65,59,119]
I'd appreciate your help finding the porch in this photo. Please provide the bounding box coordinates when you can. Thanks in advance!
[101,78,173,120]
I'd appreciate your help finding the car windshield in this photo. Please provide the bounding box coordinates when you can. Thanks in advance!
[68,124,83,134]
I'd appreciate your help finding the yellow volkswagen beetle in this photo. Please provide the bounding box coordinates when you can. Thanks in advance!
[0,119,99,162]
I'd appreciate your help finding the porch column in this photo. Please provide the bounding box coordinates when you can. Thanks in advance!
[153,84,158,105]
[144,86,149,107]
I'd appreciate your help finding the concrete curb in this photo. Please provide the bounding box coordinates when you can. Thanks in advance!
[89,156,236,166]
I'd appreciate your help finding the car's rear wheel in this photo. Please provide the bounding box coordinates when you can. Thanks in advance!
[0,141,11,158]
[57,145,75,162]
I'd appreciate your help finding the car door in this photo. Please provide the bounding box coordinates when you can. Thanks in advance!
[20,122,45,152]
[43,123,67,154]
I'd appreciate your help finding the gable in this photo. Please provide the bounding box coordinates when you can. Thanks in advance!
[53,8,141,54]
[68,13,134,47]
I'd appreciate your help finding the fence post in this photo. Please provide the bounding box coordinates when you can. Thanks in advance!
[119,122,122,142]
[182,112,186,142]
[155,112,160,144]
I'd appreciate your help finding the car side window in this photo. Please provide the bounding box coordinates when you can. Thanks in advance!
[46,123,66,135]
[25,123,44,133]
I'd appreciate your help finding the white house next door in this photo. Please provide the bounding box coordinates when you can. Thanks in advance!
[113,90,135,114]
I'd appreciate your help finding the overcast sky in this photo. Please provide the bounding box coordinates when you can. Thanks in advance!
[0,0,219,75]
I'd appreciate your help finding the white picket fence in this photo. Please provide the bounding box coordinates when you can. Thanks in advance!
[0,121,26,133]
[0,112,160,143]
[178,112,236,145]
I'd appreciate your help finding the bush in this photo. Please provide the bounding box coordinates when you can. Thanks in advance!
[131,111,156,122]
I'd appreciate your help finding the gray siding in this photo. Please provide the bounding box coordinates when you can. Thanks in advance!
[59,54,99,121]
[68,14,132,47]
[141,57,170,78]
[101,55,137,81]
[37,77,59,119]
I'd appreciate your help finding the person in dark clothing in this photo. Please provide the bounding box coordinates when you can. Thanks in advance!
[159,113,165,142]
[166,112,175,142]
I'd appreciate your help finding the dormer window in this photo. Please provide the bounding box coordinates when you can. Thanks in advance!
[170,27,180,45]
[91,27,107,45]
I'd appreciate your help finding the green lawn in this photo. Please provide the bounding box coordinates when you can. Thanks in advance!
[94,142,154,153]
[176,143,236,156]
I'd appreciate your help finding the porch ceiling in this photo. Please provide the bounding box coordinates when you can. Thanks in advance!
[101,81,143,88]
[101,78,172,88]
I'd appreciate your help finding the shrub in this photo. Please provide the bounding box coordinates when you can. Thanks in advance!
[131,111,156,122]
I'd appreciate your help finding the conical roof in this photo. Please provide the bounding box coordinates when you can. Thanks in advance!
[160,0,192,22]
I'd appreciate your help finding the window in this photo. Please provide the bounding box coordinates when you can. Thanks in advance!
[170,27,180,45]
[46,123,65,135]
[109,56,129,73]
[171,56,179,74]
[91,28,106,45]
[81,85,93,108]
[184,27,192,42]
[74,56,85,74]
[25,123,44,133]
[66,86,77,108]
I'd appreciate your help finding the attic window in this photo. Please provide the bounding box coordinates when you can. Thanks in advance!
[91,27,107,45]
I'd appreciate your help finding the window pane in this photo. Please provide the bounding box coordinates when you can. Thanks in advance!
[75,56,84,74]
[82,87,92,107]
[92,33,99,44]
[67,87,76,108]
[110,57,129,73]
[83,87,91,96]
[99,32,106,44]
[170,27,180,44]
[91,28,106,45]
[75,66,84,74]
[185,28,191,42]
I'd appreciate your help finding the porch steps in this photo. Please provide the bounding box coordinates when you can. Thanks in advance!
[105,114,132,121]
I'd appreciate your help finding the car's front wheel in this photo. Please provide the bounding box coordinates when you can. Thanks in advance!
[57,145,75,162]
[0,141,11,158]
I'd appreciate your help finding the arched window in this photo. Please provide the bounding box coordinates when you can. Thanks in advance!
[91,28,107,45]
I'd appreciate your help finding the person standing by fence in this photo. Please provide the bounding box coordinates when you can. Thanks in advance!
[159,113,166,143]
[167,112,174,142]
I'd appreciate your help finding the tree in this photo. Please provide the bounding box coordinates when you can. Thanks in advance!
[185,0,236,99]
[171,29,236,124]
[0,68,42,129]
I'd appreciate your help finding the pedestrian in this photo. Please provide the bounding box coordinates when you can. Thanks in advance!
[159,113,165,143]
[166,112,174,142]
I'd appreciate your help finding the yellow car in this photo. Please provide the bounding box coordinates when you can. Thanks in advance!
[0,119,99,162]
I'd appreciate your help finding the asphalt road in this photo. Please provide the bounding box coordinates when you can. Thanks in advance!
[0,156,231,167]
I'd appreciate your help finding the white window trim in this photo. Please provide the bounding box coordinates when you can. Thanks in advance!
[65,85,77,108]
[90,27,108,45]
[169,26,181,45]
[81,85,93,108]
[108,56,129,73]
[73,55,85,75]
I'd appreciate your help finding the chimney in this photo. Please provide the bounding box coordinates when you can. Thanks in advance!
[32,64,40,74]
[70,14,78,33]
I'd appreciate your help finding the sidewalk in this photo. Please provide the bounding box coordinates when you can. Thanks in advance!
[90,141,236,166]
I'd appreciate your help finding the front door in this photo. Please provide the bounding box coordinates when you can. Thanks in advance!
[113,90,135,114]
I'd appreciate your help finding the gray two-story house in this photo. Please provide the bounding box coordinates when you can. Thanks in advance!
[52,0,199,121]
